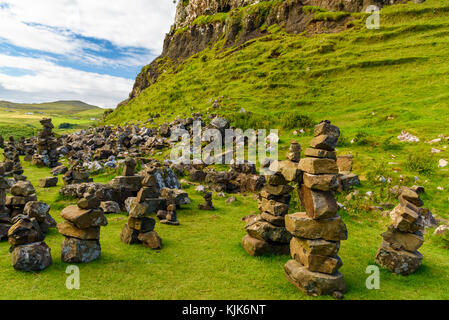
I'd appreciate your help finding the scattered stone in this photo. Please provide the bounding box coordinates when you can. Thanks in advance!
[100,201,121,214]
[39,177,58,188]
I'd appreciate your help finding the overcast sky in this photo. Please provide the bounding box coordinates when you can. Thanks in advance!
[0,0,177,108]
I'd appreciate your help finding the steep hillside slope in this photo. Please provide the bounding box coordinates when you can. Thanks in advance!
[106,0,449,220]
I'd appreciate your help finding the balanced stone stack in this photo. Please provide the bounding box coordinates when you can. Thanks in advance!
[58,187,108,263]
[120,167,164,249]
[284,120,348,297]
[0,164,11,240]
[3,144,23,177]
[6,181,37,220]
[198,192,215,211]
[242,140,303,257]
[8,215,52,272]
[31,118,60,168]
[375,187,425,275]
[63,161,93,185]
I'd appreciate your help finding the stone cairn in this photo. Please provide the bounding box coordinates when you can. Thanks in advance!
[284,121,348,298]
[120,165,164,249]
[58,186,108,263]
[63,160,93,185]
[32,118,60,168]
[0,135,4,148]
[0,164,11,241]
[157,187,190,226]
[198,192,214,211]
[242,140,302,257]
[8,215,52,272]
[375,187,425,275]
[3,140,23,177]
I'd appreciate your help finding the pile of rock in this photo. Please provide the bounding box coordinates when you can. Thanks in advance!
[6,181,37,219]
[3,143,23,177]
[375,187,425,275]
[58,187,108,263]
[63,160,93,185]
[0,164,11,240]
[284,121,348,297]
[8,215,52,272]
[241,140,303,257]
[157,187,190,225]
[120,166,164,249]
[198,192,215,211]
[31,118,60,168]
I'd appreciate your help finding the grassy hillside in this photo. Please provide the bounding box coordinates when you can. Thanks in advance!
[0,100,107,138]
[0,100,100,114]
[106,0,449,224]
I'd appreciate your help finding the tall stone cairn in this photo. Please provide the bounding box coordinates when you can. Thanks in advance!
[58,186,108,263]
[32,118,60,168]
[3,137,23,176]
[242,140,303,256]
[284,120,348,297]
[120,165,164,249]
[375,187,425,275]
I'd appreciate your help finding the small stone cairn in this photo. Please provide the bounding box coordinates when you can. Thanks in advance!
[375,187,425,275]
[31,118,60,168]
[284,120,348,297]
[63,160,93,185]
[120,165,164,249]
[58,186,108,263]
[242,140,302,256]
[8,214,52,272]
[198,192,215,211]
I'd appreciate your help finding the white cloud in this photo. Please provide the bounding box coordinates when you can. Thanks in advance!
[0,0,177,54]
[0,54,133,108]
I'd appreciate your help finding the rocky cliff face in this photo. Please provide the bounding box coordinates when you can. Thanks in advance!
[119,0,405,108]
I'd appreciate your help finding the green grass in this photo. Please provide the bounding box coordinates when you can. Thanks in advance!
[2,0,449,299]
[0,102,106,138]
[0,157,449,299]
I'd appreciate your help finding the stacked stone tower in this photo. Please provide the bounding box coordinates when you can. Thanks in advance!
[284,121,348,297]
[120,166,164,249]
[8,215,52,272]
[375,187,425,275]
[32,118,60,168]
[58,187,108,263]
[242,140,302,257]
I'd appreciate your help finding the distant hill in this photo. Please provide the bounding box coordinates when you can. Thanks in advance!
[0,100,101,115]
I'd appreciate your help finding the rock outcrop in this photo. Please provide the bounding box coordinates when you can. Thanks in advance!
[119,0,408,107]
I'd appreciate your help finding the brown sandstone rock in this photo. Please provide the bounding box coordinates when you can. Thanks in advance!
[285,212,348,241]
[11,242,52,271]
[128,217,156,233]
[304,148,337,160]
[310,135,339,151]
[298,158,338,175]
[314,121,340,138]
[284,259,346,296]
[375,241,423,276]
[303,173,339,192]
[61,237,101,263]
[57,221,100,240]
[290,237,340,257]
[258,198,289,217]
[138,231,162,249]
[60,205,107,229]
[120,224,141,244]
[298,185,338,220]
[241,235,289,257]
[381,226,424,252]
[246,220,292,244]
